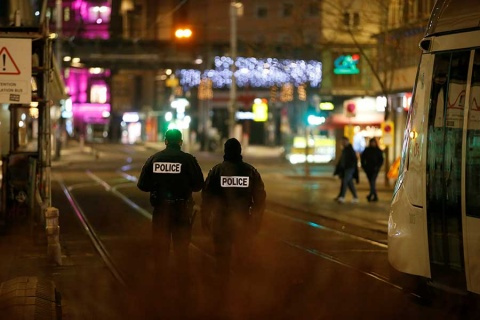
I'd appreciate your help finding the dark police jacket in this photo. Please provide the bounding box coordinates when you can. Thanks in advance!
[202,156,266,224]
[137,144,204,206]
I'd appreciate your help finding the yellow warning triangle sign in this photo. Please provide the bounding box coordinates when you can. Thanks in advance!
[0,47,21,75]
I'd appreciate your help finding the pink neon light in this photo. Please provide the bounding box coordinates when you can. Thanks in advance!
[65,68,111,104]
[66,74,77,101]
[80,2,88,22]
[73,0,82,11]
[79,71,88,103]
[73,103,111,113]
[64,0,111,39]
[73,103,111,123]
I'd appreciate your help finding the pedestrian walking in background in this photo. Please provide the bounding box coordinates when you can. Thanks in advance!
[137,129,204,295]
[201,138,266,294]
[361,138,384,202]
[334,136,359,204]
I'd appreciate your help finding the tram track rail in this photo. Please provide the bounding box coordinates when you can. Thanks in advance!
[119,161,388,243]
[267,208,387,249]
[55,169,216,289]
[55,173,128,288]
[57,166,424,300]
[113,167,389,253]
[267,200,389,249]
[98,169,393,283]
[283,240,402,290]
[259,208,419,298]
[85,170,216,261]
[123,157,388,236]
[267,200,388,236]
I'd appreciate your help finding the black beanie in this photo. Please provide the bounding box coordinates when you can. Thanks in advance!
[165,129,182,144]
[224,138,242,157]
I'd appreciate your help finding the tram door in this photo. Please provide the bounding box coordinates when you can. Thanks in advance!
[426,51,470,291]
[464,50,480,294]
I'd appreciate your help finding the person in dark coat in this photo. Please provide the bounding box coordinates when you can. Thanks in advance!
[334,136,359,203]
[201,138,266,291]
[137,129,204,290]
[361,137,384,202]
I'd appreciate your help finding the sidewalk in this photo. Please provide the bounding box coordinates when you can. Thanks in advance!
[0,142,126,319]
[52,140,103,167]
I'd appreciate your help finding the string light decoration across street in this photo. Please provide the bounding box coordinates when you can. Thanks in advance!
[178,56,322,89]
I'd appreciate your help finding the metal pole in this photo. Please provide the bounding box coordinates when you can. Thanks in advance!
[304,126,310,177]
[45,38,52,207]
[55,0,63,159]
[41,22,52,208]
[56,0,62,68]
[228,1,238,138]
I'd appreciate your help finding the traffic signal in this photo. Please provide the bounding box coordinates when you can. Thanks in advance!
[344,100,356,117]
[381,121,394,146]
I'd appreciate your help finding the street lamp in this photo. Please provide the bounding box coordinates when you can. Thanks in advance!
[228,1,243,138]
[175,27,192,39]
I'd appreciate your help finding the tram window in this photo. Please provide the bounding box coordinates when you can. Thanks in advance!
[466,50,480,218]
[426,51,470,269]
[426,53,449,204]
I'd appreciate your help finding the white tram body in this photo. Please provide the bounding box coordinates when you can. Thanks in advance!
[388,0,480,294]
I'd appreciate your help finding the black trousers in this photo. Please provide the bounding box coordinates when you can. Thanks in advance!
[152,201,192,285]
[366,170,380,199]
[212,212,254,279]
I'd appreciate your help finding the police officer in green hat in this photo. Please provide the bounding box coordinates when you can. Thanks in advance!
[138,129,204,289]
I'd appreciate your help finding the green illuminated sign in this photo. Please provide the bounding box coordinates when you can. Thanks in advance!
[334,54,360,75]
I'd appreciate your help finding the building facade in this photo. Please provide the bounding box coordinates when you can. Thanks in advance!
[384,0,435,159]
[44,0,436,154]
[47,0,185,143]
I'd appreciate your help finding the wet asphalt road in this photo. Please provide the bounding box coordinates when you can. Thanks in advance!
[49,143,477,320]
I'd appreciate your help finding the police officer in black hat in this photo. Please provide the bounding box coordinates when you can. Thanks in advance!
[201,138,266,287]
[137,129,204,286]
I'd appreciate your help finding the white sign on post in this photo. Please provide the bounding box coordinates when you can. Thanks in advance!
[0,38,32,104]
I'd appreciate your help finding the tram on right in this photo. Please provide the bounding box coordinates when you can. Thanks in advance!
[388,0,480,296]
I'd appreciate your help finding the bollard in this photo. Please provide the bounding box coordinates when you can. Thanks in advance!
[45,207,62,266]
[79,134,85,152]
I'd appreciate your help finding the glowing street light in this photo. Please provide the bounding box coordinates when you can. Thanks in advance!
[175,28,192,39]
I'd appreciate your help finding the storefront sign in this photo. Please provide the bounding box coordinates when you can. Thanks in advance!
[252,98,268,122]
[319,102,334,110]
[334,54,360,75]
